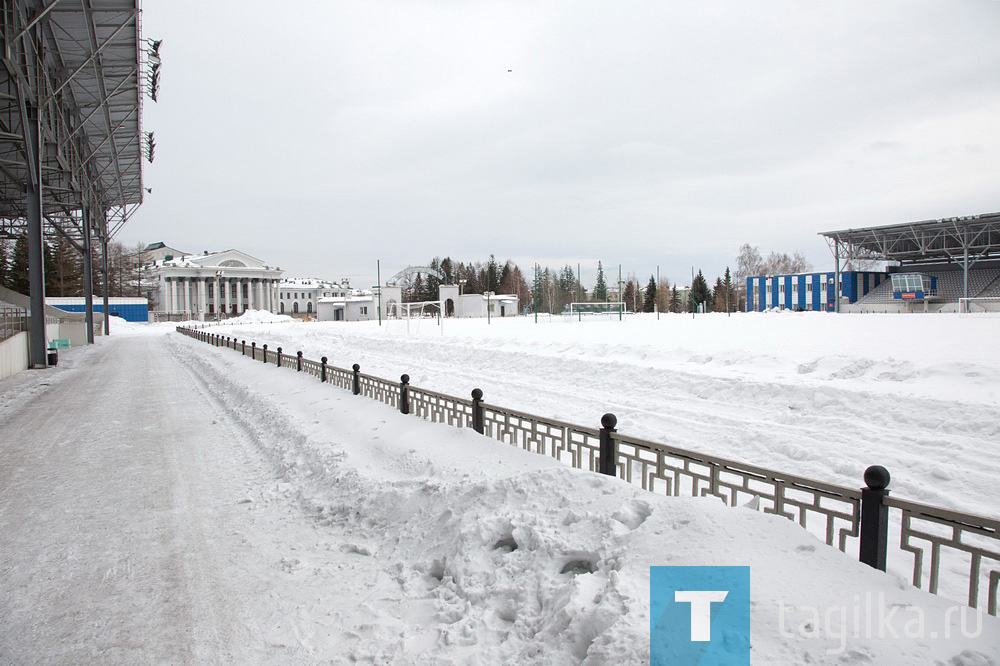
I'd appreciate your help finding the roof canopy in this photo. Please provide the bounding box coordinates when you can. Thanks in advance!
[0,0,145,244]
[820,213,1000,266]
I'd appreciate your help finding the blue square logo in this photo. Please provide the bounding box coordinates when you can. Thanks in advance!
[650,566,750,665]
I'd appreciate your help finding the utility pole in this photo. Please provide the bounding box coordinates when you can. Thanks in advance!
[618,264,623,322]
[534,263,538,323]
[577,263,582,321]
[656,264,660,321]
[691,266,695,320]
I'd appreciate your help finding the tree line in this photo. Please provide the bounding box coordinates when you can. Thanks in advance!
[401,243,810,315]
[0,232,146,299]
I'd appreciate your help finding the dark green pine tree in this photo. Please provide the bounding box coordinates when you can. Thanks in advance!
[486,254,500,293]
[669,285,681,313]
[689,269,712,312]
[643,275,657,313]
[10,232,31,295]
[424,258,441,301]
[439,256,454,284]
[622,280,637,313]
[712,276,726,313]
[410,273,424,302]
[593,261,608,302]
[497,261,511,294]
[0,240,9,289]
[44,240,59,295]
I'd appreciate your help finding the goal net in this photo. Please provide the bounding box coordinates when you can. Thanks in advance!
[958,297,1000,315]
[401,300,442,319]
[567,302,626,318]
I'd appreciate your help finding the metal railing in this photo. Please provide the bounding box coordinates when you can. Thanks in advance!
[176,325,999,616]
[1,306,29,341]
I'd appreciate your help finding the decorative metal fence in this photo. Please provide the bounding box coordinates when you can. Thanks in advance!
[1,306,29,341]
[175,325,999,617]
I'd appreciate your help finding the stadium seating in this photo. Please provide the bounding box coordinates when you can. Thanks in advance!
[856,268,1000,306]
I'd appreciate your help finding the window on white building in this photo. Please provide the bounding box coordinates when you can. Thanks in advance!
[360,306,368,315]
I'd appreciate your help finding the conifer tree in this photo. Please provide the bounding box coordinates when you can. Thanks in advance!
[593,261,608,302]
[643,275,657,313]
[669,285,681,313]
[689,270,712,312]
[10,232,30,294]
[623,279,637,313]
[712,276,726,313]
[0,239,9,289]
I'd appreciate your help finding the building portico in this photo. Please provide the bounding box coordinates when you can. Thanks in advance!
[150,249,283,320]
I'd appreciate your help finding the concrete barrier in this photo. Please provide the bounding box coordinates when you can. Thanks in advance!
[0,332,30,381]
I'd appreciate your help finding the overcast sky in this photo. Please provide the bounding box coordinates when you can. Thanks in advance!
[123,0,1000,288]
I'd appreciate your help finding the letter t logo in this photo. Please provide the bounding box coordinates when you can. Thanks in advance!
[674,590,729,641]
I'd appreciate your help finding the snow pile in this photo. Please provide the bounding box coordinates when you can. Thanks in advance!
[165,331,1000,663]
[224,309,293,325]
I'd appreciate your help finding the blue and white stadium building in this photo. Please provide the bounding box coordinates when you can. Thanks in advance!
[746,271,886,312]
[747,212,1000,313]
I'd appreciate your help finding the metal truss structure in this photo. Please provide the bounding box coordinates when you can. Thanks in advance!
[0,0,149,365]
[385,265,447,286]
[819,213,1000,310]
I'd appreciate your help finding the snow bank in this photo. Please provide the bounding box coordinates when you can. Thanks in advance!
[165,332,1000,663]
[224,309,294,325]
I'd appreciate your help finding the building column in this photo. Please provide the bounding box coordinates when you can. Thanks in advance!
[198,277,207,319]
[248,278,256,311]
[223,278,230,315]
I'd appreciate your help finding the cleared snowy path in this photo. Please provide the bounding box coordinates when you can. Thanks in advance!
[0,336,384,663]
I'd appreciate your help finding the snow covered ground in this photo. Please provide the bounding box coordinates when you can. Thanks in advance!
[203,311,1000,518]
[1,312,997,663]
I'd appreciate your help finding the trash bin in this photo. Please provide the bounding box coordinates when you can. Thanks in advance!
[47,347,58,366]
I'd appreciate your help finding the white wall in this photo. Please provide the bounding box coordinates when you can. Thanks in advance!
[0,332,30,381]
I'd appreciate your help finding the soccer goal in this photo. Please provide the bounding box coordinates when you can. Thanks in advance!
[566,302,626,319]
[958,297,1000,315]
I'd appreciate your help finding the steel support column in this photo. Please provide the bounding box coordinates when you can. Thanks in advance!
[102,236,110,335]
[25,101,47,367]
[82,204,95,343]
[834,240,841,313]
[963,245,969,301]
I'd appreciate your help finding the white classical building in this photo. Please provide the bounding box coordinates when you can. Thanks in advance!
[278,277,353,317]
[316,294,378,321]
[148,248,284,319]
[314,284,519,322]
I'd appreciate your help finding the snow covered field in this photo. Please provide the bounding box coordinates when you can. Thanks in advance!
[205,311,1000,518]
[2,312,997,663]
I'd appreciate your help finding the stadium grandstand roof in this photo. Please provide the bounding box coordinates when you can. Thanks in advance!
[820,212,1000,266]
[0,0,147,244]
